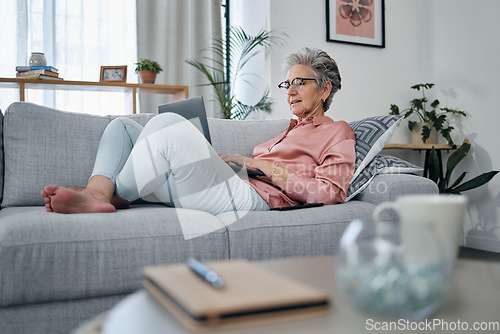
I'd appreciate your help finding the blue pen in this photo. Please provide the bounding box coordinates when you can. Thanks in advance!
[187,258,225,289]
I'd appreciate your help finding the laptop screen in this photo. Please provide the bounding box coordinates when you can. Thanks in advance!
[158,96,211,144]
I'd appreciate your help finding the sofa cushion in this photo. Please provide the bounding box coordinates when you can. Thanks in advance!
[348,115,403,181]
[346,154,423,201]
[1,102,156,207]
[0,205,229,307]
[356,173,439,205]
[219,200,376,260]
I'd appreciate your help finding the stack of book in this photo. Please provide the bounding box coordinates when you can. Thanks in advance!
[16,65,63,80]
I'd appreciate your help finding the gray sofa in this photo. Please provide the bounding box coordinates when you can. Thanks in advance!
[0,102,438,333]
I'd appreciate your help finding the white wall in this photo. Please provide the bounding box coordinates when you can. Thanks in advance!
[268,0,500,252]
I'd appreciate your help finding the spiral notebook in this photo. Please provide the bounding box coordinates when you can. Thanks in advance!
[143,260,330,330]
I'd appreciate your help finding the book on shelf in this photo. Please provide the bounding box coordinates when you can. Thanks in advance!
[16,65,58,72]
[17,74,64,80]
[17,70,59,77]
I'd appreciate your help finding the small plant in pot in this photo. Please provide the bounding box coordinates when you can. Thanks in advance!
[389,83,467,146]
[135,58,163,84]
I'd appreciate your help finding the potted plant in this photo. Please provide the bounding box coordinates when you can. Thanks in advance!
[135,58,163,84]
[428,139,498,193]
[186,26,286,119]
[389,83,467,146]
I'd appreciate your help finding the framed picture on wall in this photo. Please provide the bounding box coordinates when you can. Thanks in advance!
[100,66,128,82]
[326,0,385,48]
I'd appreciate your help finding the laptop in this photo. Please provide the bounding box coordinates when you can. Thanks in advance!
[158,96,212,144]
[158,97,265,177]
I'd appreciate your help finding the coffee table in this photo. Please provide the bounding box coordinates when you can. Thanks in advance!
[74,256,500,334]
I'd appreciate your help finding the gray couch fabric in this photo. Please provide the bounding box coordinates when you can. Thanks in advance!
[2,104,156,207]
[0,205,228,307]
[0,102,438,333]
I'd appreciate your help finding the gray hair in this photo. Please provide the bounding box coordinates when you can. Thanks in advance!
[282,47,341,112]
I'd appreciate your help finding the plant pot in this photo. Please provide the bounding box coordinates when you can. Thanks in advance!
[138,71,157,84]
[411,122,437,145]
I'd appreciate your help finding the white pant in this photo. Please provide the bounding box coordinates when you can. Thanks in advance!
[91,113,270,215]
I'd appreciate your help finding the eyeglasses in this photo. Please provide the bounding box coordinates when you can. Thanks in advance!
[277,78,316,93]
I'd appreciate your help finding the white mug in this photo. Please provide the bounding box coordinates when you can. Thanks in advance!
[373,194,468,264]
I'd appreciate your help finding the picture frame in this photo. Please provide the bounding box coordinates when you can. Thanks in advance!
[326,0,385,48]
[100,65,127,82]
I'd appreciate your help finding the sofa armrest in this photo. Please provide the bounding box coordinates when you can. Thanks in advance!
[354,174,439,206]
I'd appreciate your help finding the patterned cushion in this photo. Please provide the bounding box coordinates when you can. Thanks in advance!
[346,154,423,201]
[348,115,404,181]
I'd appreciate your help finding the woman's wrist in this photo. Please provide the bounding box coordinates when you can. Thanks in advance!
[270,163,279,178]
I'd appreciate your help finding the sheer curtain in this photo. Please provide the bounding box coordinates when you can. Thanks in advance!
[0,0,137,115]
[136,0,222,117]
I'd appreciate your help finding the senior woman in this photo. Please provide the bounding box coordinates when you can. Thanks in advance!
[42,47,356,214]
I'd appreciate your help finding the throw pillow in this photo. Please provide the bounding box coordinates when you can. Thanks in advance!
[348,115,404,182]
[346,154,423,201]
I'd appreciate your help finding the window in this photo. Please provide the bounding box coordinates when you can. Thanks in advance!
[0,0,137,115]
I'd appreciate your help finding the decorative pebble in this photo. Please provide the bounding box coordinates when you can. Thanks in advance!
[337,263,449,319]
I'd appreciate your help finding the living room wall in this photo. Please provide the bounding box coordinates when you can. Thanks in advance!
[267,0,500,252]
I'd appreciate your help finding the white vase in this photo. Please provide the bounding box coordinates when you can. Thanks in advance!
[411,122,437,145]
[29,52,47,66]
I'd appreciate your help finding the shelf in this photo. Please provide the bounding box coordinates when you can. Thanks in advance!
[384,143,458,150]
[0,78,189,114]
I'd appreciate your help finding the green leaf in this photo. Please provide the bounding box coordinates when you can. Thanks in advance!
[186,26,287,119]
[411,83,434,91]
[443,140,470,187]
[404,109,414,119]
[428,146,440,184]
[411,98,425,111]
[446,140,470,173]
[433,114,446,131]
[440,127,454,146]
[389,104,400,115]
[408,120,417,131]
[448,171,499,194]
[426,110,436,121]
[438,178,448,193]
[441,107,467,117]
[422,125,431,143]
[447,171,467,190]
[430,99,440,109]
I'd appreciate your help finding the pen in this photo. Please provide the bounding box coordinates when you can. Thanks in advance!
[187,258,224,289]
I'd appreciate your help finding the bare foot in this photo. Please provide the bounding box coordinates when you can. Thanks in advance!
[42,185,116,214]
[66,186,84,192]
[64,186,130,209]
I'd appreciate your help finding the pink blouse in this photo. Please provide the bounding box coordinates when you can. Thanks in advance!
[248,116,356,208]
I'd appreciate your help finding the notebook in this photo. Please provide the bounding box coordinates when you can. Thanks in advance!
[143,260,330,330]
[158,97,265,177]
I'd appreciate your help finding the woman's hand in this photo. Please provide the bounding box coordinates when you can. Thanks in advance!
[219,154,288,190]
[219,154,263,172]
[219,153,247,166]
